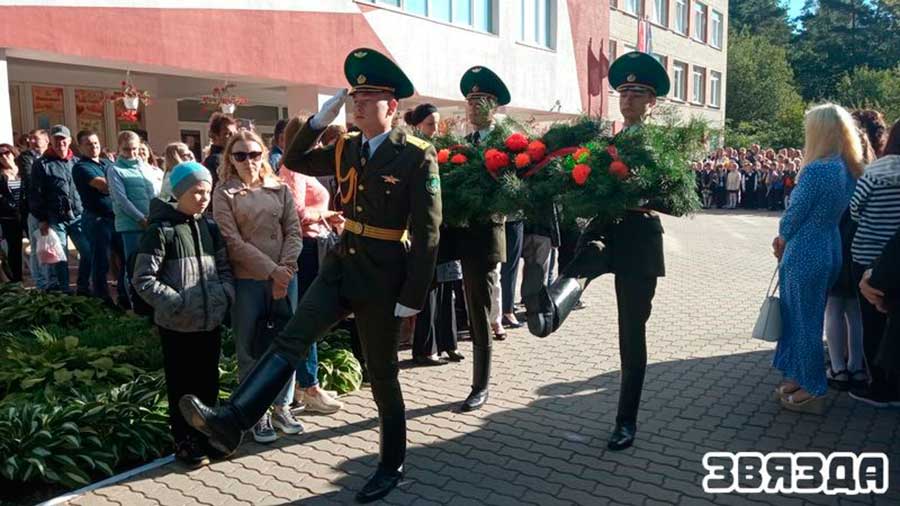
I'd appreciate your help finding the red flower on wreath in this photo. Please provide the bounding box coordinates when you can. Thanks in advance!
[514,153,532,169]
[606,145,620,160]
[484,148,510,173]
[437,149,451,164]
[574,147,591,163]
[526,140,547,162]
[505,133,529,152]
[609,160,630,180]
[572,164,592,186]
[451,153,468,165]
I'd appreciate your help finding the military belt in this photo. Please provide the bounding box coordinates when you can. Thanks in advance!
[344,219,408,242]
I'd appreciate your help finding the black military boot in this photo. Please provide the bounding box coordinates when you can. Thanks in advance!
[525,277,584,337]
[607,422,636,451]
[179,349,295,455]
[356,464,403,503]
[460,344,491,412]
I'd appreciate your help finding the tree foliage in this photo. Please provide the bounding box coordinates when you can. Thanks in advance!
[725,32,806,148]
[834,65,900,123]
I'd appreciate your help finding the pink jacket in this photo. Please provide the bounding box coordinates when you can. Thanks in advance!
[280,168,332,238]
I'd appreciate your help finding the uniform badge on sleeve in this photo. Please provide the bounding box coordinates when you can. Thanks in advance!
[426,174,441,195]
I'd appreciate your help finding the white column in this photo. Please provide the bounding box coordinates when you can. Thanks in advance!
[143,98,180,153]
[286,85,346,126]
[0,49,13,143]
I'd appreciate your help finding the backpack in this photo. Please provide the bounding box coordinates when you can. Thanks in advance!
[127,221,174,317]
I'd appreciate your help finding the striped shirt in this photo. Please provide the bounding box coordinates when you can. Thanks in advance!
[850,155,900,266]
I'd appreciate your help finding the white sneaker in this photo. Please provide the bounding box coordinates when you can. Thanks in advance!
[271,406,304,435]
[252,412,278,443]
[302,389,344,414]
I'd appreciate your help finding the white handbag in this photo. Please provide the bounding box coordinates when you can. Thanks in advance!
[752,267,782,342]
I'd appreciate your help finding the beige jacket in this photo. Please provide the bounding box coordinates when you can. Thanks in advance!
[213,177,303,280]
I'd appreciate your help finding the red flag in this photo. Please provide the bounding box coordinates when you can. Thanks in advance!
[587,38,608,97]
[637,18,646,52]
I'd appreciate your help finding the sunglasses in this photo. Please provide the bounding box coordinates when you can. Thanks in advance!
[231,151,263,162]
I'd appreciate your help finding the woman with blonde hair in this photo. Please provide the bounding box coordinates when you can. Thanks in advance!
[138,141,164,195]
[212,130,304,443]
[159,142,195,201]
[771,103,863,414]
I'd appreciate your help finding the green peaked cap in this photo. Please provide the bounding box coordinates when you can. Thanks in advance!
[459,66,511,106]
[344,48,415,99]
[608,51,670,97]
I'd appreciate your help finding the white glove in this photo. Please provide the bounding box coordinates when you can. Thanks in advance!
[394,303,420,318]
[310,89,348,129]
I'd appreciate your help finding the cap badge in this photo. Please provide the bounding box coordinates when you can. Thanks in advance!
[471,85,480,93]
[471,67,482,73]
[626,74,637,82]
[357,74,367,84]
[354,51,368,59]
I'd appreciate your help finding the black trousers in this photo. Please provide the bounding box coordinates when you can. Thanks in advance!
[614,275,657,425]
[500,221,524,314]
[853,262,889,388]
[461,257,498,353]
[413,281,460,357]
[0,219,23,282]
[561,230,658,426]
[274,265,405,469]
[159,326,222,444]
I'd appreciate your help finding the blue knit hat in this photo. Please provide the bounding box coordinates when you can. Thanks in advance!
[170,161,212,198]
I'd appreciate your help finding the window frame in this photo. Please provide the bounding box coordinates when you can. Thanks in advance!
[674,0,689,36]
[359,0,496,33]
[710,70,722,108]
[518,0,556,50]
[672,61,688,102]
[692,1,708,43]
[692,65,707,105]
[650,0,669,28]
[711,10,723,49]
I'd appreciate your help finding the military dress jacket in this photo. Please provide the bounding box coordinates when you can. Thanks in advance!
[282,118,442,310]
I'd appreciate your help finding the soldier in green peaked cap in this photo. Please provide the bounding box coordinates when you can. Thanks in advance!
[180,47,441,504]
[526,50,674,454]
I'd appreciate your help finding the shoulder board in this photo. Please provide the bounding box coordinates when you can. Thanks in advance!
[405,134,431,151]
[343,132,361,140]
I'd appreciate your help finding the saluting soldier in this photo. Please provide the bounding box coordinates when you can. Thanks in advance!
[526,52,670,451]
[443,66,510,412]
[180,48,441,504]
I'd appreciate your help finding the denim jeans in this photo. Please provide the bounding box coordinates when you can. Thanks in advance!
[119,230,144,298]
[28,214,90,292]
[67,215,92,293]
[289,267,319,389]
[233,277,298,406]
[26,214,50,290]
[83,212,116,299]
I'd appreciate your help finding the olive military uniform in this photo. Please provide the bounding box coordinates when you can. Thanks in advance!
[179,48,440,504]
[526,51,670,451]
[448,66,510,412]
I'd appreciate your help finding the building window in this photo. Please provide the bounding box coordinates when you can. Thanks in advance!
[651,53,668,70]
[711,10,723,48]
[693,2,708,42]
[673,61,687,101]
[623,0,641,15]
[675,0,688,35]
[519,0,555,49]
[650,0,668,27]
[692,66,706,104]
[364,0,495,32]
[710,70,721,107]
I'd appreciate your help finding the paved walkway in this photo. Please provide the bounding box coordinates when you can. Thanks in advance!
[70,211,900,505]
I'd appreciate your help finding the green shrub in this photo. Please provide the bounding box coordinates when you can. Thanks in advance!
[0,375,169,489]
[0,331,143,401]
[317,348,362,395]
[0,291,112,332]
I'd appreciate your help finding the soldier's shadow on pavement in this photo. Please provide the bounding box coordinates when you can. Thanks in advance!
[287,350,900,505]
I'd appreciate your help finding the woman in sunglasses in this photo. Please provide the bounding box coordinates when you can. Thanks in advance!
[212,130,304,444]
[0,143,26,282]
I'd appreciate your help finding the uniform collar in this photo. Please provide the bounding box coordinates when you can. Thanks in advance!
[360,129,392,156]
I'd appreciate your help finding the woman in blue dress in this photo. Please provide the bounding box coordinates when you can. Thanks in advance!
[771,104,864,414]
